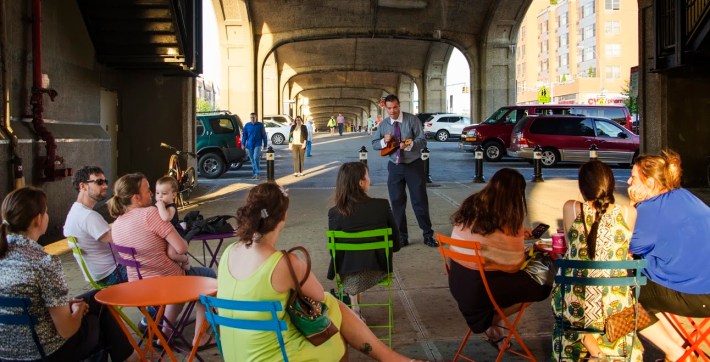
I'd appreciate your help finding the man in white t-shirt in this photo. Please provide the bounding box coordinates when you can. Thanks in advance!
[63,166,126,287]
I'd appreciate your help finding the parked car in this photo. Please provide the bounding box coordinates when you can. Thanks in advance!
[263,114,294,126]
[459,104,633,161]
[423,113,472,141]
[196,111,248,178]
[264,120,292,145]
[507,115,639,167]
[416,112,446,126]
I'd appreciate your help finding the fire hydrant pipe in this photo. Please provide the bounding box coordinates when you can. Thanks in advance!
[30,0,58,166]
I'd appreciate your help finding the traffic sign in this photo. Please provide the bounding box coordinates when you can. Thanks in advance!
[538,86,551,104]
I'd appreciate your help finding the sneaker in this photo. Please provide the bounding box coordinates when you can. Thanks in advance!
[293,173,299,177]
[298,172,304,176]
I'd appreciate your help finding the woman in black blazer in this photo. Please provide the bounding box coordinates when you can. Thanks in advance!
[327,162,401,321]
[288,116,309,176]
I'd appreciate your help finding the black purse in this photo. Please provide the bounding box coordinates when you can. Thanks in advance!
[281,247,339,346]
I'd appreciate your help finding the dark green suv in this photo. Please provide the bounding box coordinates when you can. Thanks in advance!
[196,111,247,178]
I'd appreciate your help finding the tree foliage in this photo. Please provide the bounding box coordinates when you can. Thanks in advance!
[621,79,638,114]
[197,98,216,112]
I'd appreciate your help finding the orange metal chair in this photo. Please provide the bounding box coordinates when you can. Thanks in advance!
[435,233,536,362]
[661,313,710,361]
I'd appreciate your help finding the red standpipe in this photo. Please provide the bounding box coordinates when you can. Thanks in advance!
[29,0,65,181]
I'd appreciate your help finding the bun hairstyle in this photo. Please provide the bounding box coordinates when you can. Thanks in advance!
[1,187,47,259]
[235,182,289,247]
[108,173,146,218]
[634,149,682,191]
[578,160,616,259]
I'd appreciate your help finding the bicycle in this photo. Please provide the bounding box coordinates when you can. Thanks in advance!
[160,142,197,207]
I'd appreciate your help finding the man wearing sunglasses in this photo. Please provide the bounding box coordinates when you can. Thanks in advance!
[64,166,127,287]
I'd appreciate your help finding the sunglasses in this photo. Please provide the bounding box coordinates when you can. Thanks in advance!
[84,179,109,186]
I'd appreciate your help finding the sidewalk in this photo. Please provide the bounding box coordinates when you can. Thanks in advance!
[55,176,703,361]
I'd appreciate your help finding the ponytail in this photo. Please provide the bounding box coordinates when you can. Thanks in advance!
[586,198,612,260]
[634,149,683,191]
[1,187,48,259]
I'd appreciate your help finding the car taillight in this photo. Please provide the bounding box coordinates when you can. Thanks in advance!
[235,135,242,149]
[425,122,432,128]
[517,136,529,147]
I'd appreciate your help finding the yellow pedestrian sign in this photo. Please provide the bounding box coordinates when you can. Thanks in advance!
[538,86,551,104]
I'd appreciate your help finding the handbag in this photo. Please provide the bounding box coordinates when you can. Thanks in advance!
[380,138,399,156]
[605,303,652,342]
[521,247,556,286]
[281,246,339,346]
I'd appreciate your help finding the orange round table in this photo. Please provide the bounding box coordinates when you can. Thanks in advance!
[96,275,217,362]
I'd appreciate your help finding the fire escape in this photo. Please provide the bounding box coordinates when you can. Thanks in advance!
[654,0,710,71]
[76,0,201,74]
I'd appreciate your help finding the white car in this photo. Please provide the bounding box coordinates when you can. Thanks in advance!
[423,113,472,141]
[263,114,294,126]
[264,120,291,145]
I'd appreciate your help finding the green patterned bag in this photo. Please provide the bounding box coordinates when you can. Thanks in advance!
[282,247,339,346]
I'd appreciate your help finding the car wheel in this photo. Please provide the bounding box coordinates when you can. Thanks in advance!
[271,133,286,145]
[483,142,504,162]
[436,130,450,142]
[540,148,560,167]
[198,153,226,179]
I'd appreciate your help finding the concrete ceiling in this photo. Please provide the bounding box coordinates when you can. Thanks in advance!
[217,0,531,126]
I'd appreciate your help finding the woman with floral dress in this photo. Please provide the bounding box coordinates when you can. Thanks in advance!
[551,160,643,361]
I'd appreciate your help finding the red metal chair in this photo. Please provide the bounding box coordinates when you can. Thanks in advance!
[436,233,536,362]
[661,313,710,361]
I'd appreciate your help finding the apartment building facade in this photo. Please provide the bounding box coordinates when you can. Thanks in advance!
[516,0,638,106]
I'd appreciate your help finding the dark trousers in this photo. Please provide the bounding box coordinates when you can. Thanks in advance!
[387,158,433,241]
[639,279,710,324]
[337,123,344,136]
[47,290,134,362]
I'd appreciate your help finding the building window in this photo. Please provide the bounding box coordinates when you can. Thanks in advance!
[583,25,596,40]
[605,0,620,10]
[521,25,526,38]
[582,2,595,17]
[558,13,568,27]
[605,44,621,57]
[559,34,568,48]
[584,46,596,61]
[559,54,569,67]
[605,20,621,34]
[605,66,621,79]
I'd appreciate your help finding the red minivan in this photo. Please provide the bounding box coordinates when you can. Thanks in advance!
[507,115,639,167]
[458,104,633,161]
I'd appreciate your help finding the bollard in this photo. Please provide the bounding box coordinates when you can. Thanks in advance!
[421,147,432,183]
[359,146,368,166]
[473,145,485,183]
[266,146,275,181]
[589,144,598,160]
[532,145,544,182]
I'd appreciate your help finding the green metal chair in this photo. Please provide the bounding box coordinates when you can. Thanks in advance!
[66,237,140,335]
[553,258,648,362]
[326,228,394,346]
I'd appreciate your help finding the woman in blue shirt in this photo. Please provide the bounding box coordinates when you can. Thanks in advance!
[628,149,710,362]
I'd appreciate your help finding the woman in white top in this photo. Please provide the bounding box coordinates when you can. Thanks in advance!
[288,116,308,176]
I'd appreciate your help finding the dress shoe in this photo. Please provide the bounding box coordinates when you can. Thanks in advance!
[423,236,439,247]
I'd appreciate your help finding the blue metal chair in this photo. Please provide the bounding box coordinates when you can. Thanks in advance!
[553,259,648,362]
[199,295,289,362]
[0,296,47,361]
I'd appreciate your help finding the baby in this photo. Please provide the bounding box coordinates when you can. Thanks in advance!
[155,176,190,271]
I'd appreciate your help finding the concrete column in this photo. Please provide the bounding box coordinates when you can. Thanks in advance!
[262,53,279,115]
[422,43,451,113]
[398,77,415,113]
[479,43,515,120]
[215,1,254,118]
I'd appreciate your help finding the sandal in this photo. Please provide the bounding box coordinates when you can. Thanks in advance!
[194,334,218,351]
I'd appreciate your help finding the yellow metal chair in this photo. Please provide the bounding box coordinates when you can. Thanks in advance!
[66,237,140,335]
[326,228,395,346]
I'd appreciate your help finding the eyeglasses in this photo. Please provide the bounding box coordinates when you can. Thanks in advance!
[84,179,109,186]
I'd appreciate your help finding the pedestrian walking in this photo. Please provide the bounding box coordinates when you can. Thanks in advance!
[289,116,308,176]
[243,112,268,180]
[337,113,345,136]
[306,118,314,157]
